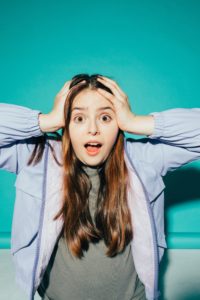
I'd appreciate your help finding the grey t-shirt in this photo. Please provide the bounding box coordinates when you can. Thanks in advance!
[37,165,146,300]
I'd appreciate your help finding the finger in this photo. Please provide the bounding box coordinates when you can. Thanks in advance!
[97,78,123,100]
[98,77,131,109]
[97,77,120,92]
[97,77,126,99]
[63,80,72,87]
[59,80,71,92]
[61,79,86,94]
[96,88,116,106]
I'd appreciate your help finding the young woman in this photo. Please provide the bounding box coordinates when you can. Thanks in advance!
[0,73,200,300]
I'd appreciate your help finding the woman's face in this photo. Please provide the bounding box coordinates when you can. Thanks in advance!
[69,88,119,167]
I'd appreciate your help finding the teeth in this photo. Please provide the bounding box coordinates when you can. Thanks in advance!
[85,142,102,147]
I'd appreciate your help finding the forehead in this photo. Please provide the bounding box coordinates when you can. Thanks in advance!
[72,89,112,108]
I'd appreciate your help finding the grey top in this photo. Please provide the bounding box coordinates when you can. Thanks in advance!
[37,165,146,300]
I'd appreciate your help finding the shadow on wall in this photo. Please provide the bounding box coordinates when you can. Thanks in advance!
[164,167,200,208]
[159,166,200,300]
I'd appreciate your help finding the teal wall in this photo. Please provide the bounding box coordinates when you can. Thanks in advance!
[0,0,200,249]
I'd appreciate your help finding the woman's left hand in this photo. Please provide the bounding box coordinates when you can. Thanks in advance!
[96,76,135,132]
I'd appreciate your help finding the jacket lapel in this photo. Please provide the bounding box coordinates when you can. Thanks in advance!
[123,142,166,203]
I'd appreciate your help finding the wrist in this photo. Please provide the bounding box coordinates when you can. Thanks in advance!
[123,113,137,133]
[125,113,155,136]
[38,112,61,133]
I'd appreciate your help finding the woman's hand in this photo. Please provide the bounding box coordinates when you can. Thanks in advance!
[96,76,136,132]
[39,80,72,133]
[50,80,72,128]
[96,76,154,136]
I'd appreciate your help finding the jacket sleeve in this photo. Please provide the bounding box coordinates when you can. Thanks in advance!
[0,103,44,174]
[126,108,200,177]
[146,108,200,176]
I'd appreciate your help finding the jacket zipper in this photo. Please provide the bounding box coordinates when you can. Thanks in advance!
[124,140,160,300]
[30,141,50,300]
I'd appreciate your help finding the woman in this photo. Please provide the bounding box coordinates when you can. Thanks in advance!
[0,73,200,300]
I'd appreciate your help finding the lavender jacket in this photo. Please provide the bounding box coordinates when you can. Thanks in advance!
[0,103,200,300]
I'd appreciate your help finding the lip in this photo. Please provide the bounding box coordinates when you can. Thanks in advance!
[84,140,103,146]
[84,144,102,156]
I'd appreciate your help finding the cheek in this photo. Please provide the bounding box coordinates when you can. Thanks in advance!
[68,122,73,136]
[69,124,77,148]
[69,138,81,157]
[69,123,81,139]
[105,126,119,147]
[69,123,85,136]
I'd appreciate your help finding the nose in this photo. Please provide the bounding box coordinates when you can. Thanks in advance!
[88,118,100,135]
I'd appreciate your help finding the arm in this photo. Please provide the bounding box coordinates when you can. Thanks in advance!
[0,103,44,174]
[125,114,155,136]
[38,112,61,133]
[148,108,200,149]
[126,108,200,176]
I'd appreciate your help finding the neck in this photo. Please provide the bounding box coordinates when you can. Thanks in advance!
[82,163,103,177]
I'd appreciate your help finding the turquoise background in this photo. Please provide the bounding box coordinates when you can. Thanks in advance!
[0,0,200,249]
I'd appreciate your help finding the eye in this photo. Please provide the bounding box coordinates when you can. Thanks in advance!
[73,115,85,123]
[72,114,112,123]
[100,114,112,122]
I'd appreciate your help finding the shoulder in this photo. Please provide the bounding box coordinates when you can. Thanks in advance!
[15,133,62,171]
[125,138,163,173]
[125,137,163,166]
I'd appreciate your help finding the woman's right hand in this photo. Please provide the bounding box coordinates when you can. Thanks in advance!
[51,80,72,128]
[39,80,72,133]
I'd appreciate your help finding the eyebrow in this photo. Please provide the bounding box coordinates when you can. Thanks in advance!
[71,106,114,112]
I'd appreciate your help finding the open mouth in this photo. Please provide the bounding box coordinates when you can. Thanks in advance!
[84,143,102,148]
[84,143,102,155]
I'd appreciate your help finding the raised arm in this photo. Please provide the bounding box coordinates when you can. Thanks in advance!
[0,103,43,146]
[0,103,44,173]
[126,108,200,176]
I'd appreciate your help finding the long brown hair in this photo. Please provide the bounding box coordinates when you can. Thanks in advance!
[28,73,133,259]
